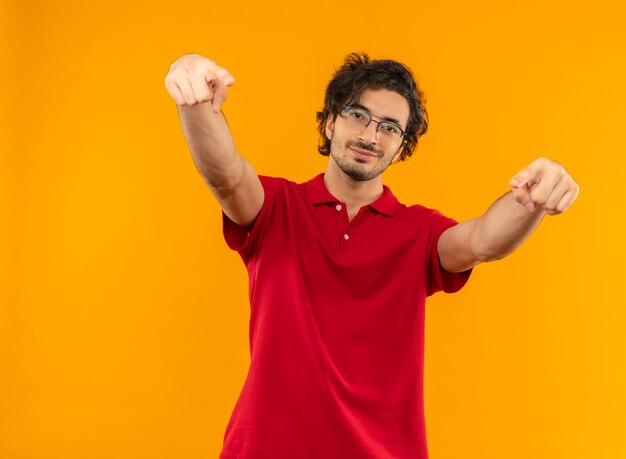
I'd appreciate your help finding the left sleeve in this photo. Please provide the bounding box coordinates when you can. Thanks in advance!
[426,210,473,296]
[221,175,281,265]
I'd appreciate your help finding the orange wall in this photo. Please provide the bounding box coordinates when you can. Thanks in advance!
[2,0,625,458]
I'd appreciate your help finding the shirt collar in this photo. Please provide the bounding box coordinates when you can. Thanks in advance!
[304,173,399,217]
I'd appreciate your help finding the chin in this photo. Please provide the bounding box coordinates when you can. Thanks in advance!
[343,164,381,181]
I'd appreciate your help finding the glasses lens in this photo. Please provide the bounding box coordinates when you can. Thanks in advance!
[344,107,369,125]
[379,122,402,138]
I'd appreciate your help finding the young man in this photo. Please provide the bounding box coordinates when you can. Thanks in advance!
[165,53,579,459]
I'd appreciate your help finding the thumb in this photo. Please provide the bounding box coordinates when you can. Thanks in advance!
[209,79,228,113]
[511,185,536,212]
[510,169,539,212]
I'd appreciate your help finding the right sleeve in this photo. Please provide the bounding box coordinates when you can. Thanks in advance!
[425,210,473,297]
[222,175,280,265]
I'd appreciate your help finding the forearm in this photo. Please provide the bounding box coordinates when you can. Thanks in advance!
[439,158,578,272]
[472,191,546,261]
[177,102,244,190]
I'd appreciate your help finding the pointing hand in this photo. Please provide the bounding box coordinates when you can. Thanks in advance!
[165,54,235,113]
[509,157,579,215]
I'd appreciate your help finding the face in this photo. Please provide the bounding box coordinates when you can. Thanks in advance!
[325,88,409,182]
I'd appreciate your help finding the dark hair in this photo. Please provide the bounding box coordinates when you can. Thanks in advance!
[316,53,428,161]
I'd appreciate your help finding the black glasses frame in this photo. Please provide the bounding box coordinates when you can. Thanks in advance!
[341,106,407,138]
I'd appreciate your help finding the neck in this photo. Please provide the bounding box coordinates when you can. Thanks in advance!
[323,160,384,212]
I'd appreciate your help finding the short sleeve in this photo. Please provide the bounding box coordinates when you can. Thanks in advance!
[426,211,472,296]
[222,175,279,265]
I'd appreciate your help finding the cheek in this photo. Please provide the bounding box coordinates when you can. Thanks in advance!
[329,133,342,152]
[329,129,342,146]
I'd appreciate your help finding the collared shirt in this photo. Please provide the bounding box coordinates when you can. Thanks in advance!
[220,174,472,459]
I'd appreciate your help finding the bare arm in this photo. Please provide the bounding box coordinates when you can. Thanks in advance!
[165,54,263,227]
[438,158,580,273]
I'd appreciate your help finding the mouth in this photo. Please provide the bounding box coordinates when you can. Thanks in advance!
[348,146,379,160]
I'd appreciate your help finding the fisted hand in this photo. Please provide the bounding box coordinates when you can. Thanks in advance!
[164,54,235,112]
[509,157,579,215]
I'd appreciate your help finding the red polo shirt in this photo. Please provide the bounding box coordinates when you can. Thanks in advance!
[219,174,472,459]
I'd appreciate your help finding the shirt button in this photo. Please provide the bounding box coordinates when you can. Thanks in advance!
[343,233,349,240]
[336,204,342,211]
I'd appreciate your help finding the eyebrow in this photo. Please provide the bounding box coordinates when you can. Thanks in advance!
[350,103,403,127]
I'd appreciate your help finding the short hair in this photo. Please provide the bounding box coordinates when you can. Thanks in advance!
[316,53,428,161]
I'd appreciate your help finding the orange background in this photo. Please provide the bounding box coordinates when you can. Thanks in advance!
[2,0,625,458]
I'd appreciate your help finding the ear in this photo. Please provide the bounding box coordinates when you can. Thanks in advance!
[325,114,335,140]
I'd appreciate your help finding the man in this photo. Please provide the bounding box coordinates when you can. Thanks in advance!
[165,53,579,459]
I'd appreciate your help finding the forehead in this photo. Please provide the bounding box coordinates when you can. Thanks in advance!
[355,88,410,127]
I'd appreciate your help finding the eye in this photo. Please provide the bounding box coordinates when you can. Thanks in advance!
[349,110,365,119]
[381,123,400,134]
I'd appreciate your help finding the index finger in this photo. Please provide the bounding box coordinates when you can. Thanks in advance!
[213,66,235,86]
[509,167,538,189]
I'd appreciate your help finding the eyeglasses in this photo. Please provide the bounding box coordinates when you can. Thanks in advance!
[340,106,406,142]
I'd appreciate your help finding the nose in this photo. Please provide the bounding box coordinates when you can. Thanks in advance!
[358,120,380,144]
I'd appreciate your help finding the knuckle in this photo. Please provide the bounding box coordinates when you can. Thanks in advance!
[182,61,198,73]
[530,191,547,205]
[184,58,210,74]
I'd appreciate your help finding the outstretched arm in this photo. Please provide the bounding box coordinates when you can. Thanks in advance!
[437,157,580,273]
[165,54,263,227]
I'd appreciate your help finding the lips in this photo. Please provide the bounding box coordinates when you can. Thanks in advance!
[348,146,379,159]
